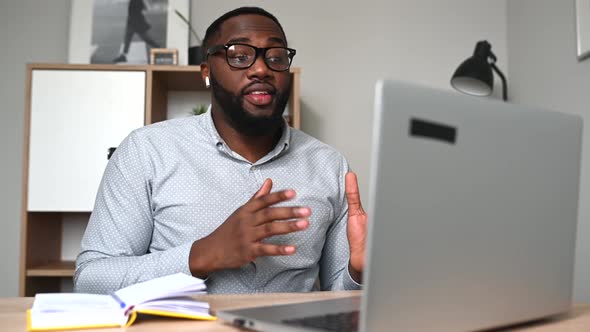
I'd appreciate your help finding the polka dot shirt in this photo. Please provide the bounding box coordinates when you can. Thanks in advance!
[74,109,361,294]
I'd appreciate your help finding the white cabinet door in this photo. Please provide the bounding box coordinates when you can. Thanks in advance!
[28,70,145,211]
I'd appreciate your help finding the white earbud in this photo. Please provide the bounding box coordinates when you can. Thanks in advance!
[205,76,210,88]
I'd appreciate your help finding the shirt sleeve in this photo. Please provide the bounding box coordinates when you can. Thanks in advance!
[318,157,362,291]
[74,131,193,294]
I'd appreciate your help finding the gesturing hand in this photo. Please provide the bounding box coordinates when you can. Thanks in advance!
[345,172,367,283]
[189,179,311,278]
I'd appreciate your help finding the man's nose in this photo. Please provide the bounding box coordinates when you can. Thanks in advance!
[247,54,271,79]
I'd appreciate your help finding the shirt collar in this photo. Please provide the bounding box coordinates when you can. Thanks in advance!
[202,105,291,164]
[203,105,225,146]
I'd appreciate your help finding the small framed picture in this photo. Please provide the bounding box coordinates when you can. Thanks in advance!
[150,48,179,65]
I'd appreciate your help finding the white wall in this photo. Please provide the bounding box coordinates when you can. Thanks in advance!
[0,0,508,296]
[0,0,70,296]
[190,0,508,201]
[507,0,590,303]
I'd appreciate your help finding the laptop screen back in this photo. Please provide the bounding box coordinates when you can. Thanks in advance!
[362,80,582,332]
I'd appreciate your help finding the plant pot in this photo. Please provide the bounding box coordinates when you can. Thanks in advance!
[188,45,204,65]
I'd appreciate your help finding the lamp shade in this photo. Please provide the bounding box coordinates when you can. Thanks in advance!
[450,56,493,96]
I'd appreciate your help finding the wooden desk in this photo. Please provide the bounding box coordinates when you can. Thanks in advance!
[1,291,589,331]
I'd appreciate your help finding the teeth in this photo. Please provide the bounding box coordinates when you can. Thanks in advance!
[250,91,269,95]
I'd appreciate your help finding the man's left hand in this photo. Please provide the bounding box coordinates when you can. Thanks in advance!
[345,171,367,283]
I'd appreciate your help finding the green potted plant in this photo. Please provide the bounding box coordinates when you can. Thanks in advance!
[191,105,207,116]
[175,9,204,65]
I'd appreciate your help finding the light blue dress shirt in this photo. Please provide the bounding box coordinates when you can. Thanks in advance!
[75,109,361,294]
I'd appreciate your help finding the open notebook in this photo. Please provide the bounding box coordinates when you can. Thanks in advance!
[27,273,216,331]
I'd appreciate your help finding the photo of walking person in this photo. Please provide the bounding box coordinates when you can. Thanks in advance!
[90,0,168,64]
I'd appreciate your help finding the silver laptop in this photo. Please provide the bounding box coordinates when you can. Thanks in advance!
[217,80,582,332]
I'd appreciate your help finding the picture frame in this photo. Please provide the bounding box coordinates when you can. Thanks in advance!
[576,0,590,60]
[68,0,189,65]
[150,48,179,65]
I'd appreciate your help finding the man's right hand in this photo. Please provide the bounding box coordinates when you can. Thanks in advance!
[188,178,311,279]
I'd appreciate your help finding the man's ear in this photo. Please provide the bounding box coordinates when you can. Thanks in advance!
[200,62,209,86]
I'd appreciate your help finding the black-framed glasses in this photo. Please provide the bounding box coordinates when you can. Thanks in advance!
[207,43,296,72]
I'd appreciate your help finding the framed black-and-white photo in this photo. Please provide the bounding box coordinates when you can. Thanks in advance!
[576,0,590,60]
[150,48,178,65]
[68,0,189,65]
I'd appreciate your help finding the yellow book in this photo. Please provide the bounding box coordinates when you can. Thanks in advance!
[26,273,216,331]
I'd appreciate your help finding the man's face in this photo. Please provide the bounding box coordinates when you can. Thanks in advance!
[204,14,292,136]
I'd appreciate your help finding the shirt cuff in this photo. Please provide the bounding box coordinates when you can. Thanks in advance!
[344,264,363,290]
[177,241,210,282]
[153,241,194,278]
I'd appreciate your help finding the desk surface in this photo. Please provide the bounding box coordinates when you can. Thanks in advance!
[1,291,589,331]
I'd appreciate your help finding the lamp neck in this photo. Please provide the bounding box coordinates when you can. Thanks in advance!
[491,62,508,101]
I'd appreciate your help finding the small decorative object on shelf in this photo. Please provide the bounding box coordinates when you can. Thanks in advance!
[150,48,179,65]
[191,105,207,116]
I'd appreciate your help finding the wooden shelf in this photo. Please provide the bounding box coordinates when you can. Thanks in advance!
[21,63,301,296]
[27,261,76,277]
[27,261,75,277]
[151,67,206,91]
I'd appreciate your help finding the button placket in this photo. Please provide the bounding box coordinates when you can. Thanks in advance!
[250,164,265,290]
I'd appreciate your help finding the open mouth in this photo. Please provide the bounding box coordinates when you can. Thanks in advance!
[244,91,273,106]
[242,83,276,106]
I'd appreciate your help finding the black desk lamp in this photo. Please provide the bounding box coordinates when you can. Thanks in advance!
[450,40,507,101]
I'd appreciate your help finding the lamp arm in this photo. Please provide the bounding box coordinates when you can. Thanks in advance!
[490,62,508,101]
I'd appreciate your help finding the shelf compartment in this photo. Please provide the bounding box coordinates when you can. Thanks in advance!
[27,261,75,277]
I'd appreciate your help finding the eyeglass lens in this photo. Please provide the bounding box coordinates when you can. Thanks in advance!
[226,45,291,71]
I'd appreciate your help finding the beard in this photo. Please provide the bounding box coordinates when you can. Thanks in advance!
[210,73,291,137]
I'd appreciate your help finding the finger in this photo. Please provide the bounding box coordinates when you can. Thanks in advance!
[249,178,273,202]
[345,172,365,215]
[245,189,297,212]
[252,206,311,226]
[252,243,297,257]
[254,219,309,241]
